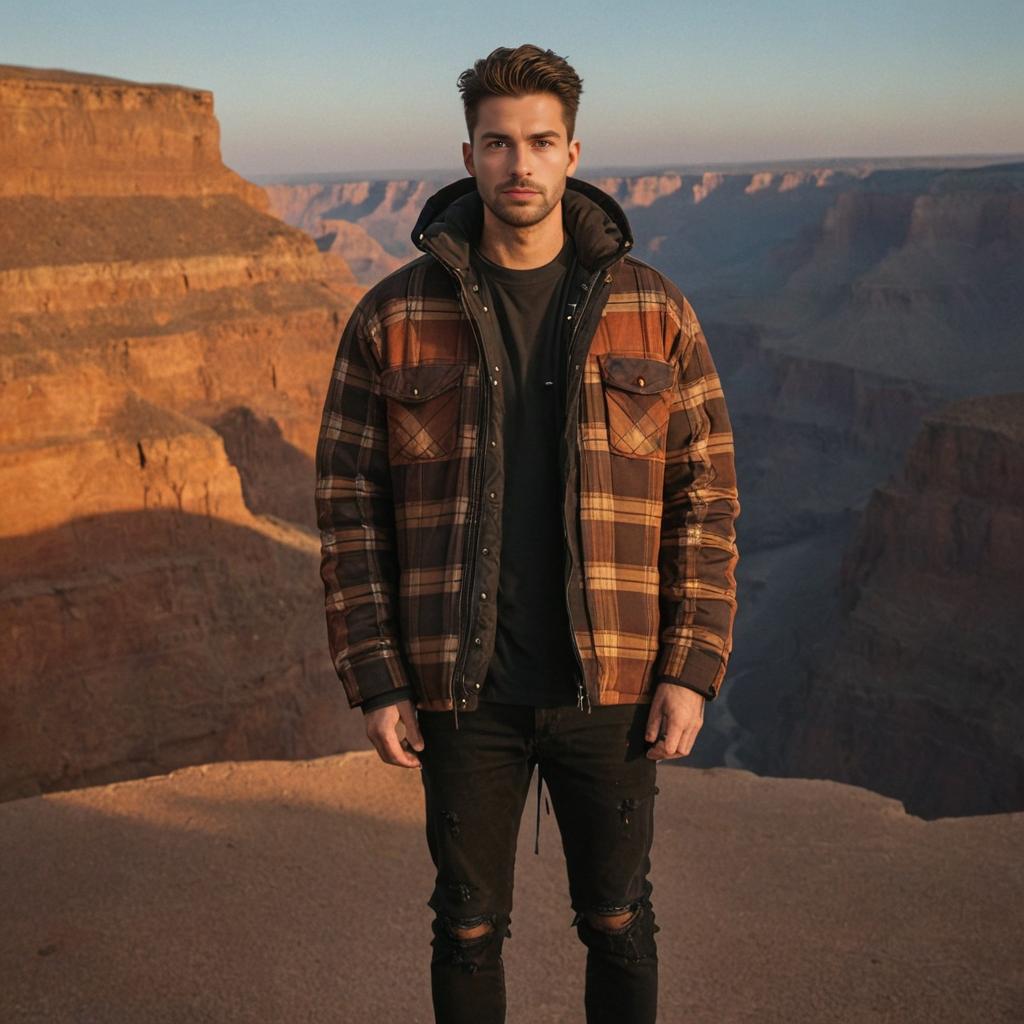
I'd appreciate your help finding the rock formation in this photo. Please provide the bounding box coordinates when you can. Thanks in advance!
[0,64,368,802]
[778,394,1024,817]
[262,177,435,281]
[313,217,403,285]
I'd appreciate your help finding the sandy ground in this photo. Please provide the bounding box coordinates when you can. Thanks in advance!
[1,751,1021,1023]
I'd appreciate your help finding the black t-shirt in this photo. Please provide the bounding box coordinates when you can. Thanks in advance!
[470,233,581,707]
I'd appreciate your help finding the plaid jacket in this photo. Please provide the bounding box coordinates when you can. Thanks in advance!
[315,175,740,727]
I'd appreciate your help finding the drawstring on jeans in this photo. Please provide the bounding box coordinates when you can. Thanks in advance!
[533,764,551,855]
[534,764,542,854]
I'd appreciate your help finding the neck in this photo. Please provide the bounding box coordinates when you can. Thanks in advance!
[478,200,565,270]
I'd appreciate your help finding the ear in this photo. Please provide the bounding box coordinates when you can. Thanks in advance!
[462,141,475,176]
[567,137,581,177]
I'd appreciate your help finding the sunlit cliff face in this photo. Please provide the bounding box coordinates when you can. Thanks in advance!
[462,91,580,234]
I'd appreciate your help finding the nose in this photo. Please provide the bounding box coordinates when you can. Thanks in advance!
[509,143,533,180]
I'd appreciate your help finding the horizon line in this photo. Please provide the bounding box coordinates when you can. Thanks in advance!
[245,150,1024,184]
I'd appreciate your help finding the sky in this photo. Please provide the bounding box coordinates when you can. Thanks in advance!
[4,0,1023,178]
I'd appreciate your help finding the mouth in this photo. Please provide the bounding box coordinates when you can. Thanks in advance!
[503,188,539,197]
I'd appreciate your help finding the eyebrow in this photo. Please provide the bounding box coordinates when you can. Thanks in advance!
[479,130,562,141]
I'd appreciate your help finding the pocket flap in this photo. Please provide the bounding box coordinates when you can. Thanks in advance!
[379,362,463,401]
[598,354,675,394]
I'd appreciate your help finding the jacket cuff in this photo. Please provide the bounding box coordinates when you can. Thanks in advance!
[653,645,723,700]
[338,646,414,711]
[360,686,415,715]
[656,676,713,701]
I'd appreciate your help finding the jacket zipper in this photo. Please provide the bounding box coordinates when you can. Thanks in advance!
[434,252,615,723]
[562,269,603,714]
[446,265,489,730]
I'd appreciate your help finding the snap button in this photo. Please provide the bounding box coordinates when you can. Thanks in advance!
[489,491,497,499]
[459,698,468,707]
[412,386,420,395]
[472,284,479,292]
[473,636,482,645]
[490,439,497,447]
[473,682,481,690]
[482,306,488,312]
[480,592,488,600]
[481,547,489,555]
[637,377,645,387]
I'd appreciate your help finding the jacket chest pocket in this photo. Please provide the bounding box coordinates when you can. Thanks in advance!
[379,363,464,464]
[598,353,675,458]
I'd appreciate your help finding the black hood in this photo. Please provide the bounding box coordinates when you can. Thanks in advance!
[410,174,635,275]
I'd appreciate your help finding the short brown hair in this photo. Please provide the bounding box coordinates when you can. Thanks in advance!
[457,44,584,145]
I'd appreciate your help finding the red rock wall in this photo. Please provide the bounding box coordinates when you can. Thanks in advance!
[0,64,267,206]
[0,64,370,801]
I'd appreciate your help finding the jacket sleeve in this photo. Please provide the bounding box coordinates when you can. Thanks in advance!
[360,686,416,715]
[653,296,741,701]
[314,297,416,711]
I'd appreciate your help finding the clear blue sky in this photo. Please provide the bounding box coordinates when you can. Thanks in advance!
[4,0,1022,176]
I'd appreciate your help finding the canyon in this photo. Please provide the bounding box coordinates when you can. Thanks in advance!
[265,158,1024,817]
[2,59,1021,820]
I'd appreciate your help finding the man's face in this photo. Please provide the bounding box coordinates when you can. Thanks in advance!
[462,92,581,230]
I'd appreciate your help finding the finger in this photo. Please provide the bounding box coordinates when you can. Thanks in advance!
[379,728,421,769]
[398,702,425,751]
[644,702,664,743]
[399,737,423,764]
[669,725,700,759]
[645,739,667,761]
[662,718,685,759]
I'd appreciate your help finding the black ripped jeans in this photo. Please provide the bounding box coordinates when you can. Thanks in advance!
[416,700,660,1024]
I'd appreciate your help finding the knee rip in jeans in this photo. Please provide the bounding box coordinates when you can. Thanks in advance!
[587,905,641,932]
[431,911,513,974]
[571,898,660,963]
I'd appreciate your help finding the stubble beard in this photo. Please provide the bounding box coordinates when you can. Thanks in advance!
[482,179,565,229]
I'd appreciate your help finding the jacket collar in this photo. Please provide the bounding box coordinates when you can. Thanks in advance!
[411,174,635,276]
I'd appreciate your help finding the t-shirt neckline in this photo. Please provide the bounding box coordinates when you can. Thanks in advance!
[473,234,575,286]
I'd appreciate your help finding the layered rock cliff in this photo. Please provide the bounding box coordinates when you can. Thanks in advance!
[0,65,268,205]
[0,64,366,801]
[777,394,1024,817]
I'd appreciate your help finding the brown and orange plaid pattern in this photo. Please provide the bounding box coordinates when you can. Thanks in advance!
[315,176,740,723]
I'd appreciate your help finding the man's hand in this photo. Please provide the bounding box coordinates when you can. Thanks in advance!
[364,699,425,769]
[644,683,705,760]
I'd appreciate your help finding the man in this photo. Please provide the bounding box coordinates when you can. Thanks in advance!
[315,44,740,1024]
